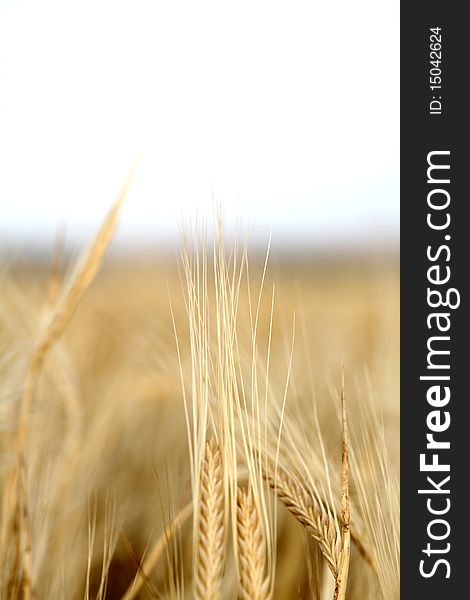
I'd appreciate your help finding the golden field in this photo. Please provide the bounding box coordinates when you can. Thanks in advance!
[0,210,399,599]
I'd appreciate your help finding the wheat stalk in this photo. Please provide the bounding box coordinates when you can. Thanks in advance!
[236,487,270,600]
[333,364,350,600]
[122,501,193,600]
[194,438,225,600]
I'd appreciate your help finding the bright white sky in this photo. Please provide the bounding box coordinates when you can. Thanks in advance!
[0,0,399,249]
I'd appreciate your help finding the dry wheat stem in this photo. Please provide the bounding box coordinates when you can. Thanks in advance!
[333,365,351,600]
[122,501,193,600]
[236,487,270,600]
[194,439,225,600]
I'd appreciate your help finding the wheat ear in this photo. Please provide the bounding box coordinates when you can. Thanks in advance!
[236,487,270,600]
[194,439,225,600]
[266,467,340,578]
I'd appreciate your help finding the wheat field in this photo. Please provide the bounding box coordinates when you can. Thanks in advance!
[0,202,399,599]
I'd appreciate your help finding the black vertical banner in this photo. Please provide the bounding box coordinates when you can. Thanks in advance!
[401,4,468,598]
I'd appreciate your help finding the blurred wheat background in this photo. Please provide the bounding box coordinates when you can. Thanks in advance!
[0,201,399,599]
